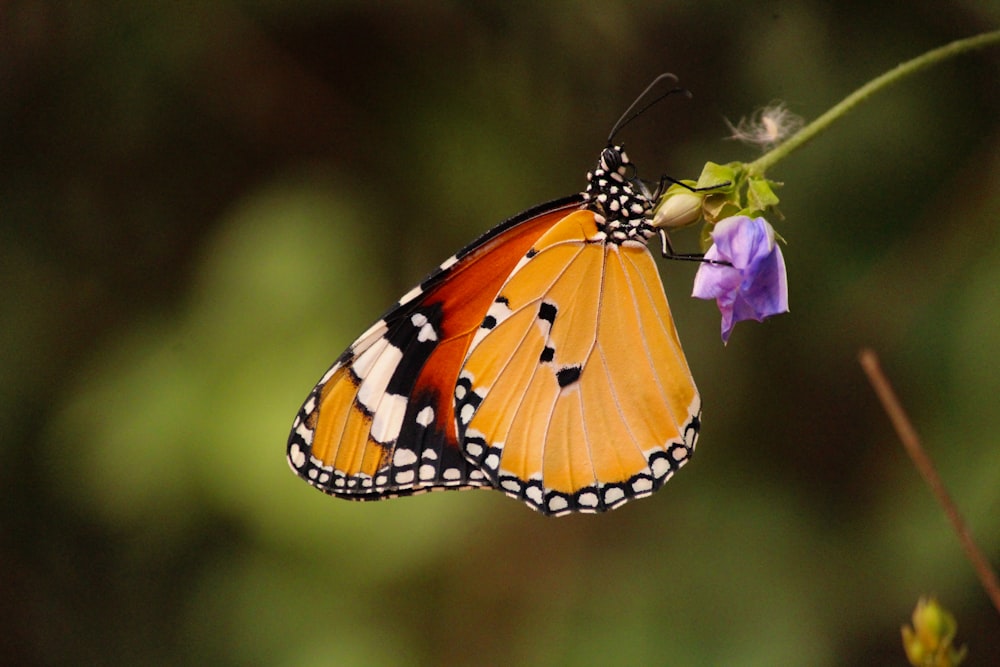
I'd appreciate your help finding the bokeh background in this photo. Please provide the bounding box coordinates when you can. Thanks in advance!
[3,2,999,665]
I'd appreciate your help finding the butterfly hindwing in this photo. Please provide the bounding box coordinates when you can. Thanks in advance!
[287,197,584,500]
[455,209,701,516]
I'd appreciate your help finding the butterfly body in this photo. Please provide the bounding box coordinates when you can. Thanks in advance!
[287,145,700,516]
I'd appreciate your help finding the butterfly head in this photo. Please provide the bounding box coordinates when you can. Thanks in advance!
[583,145,656,244]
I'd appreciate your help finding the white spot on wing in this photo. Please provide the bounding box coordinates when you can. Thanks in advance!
[603,487,625,504]
[289,444,305,468]
[547,495,568,513]
[501,478,521,493]
[632,477,652,493]
[371,393,408,444]
[410,312,437,342]
[353,320,390,354]
[471,298,514,347]
[398,285,423,306]
[392,447,418,467]
[352,337,389,380]
[487,298,513,323]
[415,405,435,427]
[354,339,403,411]
[295,422,313,445]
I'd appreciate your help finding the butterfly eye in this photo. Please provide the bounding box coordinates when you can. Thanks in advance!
[601,146,623,173]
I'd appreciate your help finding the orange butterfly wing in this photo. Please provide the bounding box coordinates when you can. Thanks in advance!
[287,197,584,499]
[456,210,700,515]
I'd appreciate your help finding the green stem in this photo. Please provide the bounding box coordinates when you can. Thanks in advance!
[746,30,1000,177]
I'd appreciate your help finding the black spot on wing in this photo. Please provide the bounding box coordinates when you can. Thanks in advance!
[556,365,581,388]
[538,302,557,325]
[539,346,555,363]
[482,295,509,331]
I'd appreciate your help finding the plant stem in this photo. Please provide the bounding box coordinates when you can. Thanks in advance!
[859,349,1000,616]
[747,30,1000,177]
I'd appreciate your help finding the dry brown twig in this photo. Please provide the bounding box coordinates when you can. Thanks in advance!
[859,348,1000,616]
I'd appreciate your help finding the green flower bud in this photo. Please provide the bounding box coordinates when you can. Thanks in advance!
[652,187,703,230]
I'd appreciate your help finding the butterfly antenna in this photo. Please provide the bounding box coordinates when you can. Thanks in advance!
[607,73,691,143]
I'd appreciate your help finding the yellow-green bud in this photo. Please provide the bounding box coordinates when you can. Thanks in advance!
[652,190,703,230]
[901,597,967,667]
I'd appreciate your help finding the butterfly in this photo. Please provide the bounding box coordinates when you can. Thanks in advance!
[287,75,701,516]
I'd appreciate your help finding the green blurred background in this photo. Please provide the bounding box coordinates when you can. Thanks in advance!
[3,2,999,665]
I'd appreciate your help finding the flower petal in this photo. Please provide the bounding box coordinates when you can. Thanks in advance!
[692,215,789,343]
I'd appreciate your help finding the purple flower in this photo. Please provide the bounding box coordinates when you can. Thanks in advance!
[692,215,788,343]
